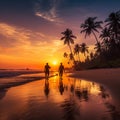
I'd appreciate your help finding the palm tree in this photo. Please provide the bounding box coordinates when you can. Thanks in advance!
[74,44,81,62]
[64,52,70,65]
[105,10,120,40]
[100,27,111,39]
[90,52,94,60]
[61,28,77,62]
[100,27,111,51]
[63,52,68,58]
[80,43,89,57]
[67,53,74,66]
[80,17,103,44]
[69,53,74,61]
[94,42,102,54]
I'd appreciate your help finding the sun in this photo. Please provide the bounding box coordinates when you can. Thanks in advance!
[52,60,57,65]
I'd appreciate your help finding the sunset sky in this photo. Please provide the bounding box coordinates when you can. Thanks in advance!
[0,0,120,69]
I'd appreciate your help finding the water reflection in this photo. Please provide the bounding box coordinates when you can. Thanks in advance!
[105,102,120,120]
[0,75,120,120]
[98,85,120,120]
[75,88,89,101]
[99,85,110,99]
[61,99,80,120]
[58,78,64,95]
[44,78,50,98]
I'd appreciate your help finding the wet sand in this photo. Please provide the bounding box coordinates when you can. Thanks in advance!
[0,74,119,120]
[69,68,120,104]
[0,72,57,100]
[0,71,57,90]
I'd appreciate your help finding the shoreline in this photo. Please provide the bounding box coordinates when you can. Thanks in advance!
[0,76,44,90]
[69,68,120,104]
[0,74,57,91]
[0,74,57,100]
[0,76,44,100]
[0,70,42,78]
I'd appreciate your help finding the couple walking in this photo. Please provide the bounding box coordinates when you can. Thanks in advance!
[44,63,65,78]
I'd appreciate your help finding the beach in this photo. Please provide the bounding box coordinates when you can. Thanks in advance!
[0,70,58,91]
[1,68,120,98]
[0,70,44,90]
[0,69,120,120]
[0,68,120,99]
[69,68,120,104]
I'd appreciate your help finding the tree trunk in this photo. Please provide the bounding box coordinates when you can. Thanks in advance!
[68,44,76,64]
[78,53,80,62]
[92,31,99,44]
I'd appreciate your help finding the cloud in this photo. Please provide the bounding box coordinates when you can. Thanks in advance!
[0,22,65,62]
[0,22,51,58]
[0,23,46,48]
[34,0,62,23]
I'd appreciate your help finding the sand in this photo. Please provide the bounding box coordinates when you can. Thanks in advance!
[69,68,120,104]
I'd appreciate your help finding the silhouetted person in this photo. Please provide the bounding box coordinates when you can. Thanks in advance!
[44,63,51,78]
[58,63,65,77]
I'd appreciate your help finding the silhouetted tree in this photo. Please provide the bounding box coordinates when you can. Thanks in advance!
[69,53,74,61]
[94,42,102,55]
[80,43,89,57]
[80,17,103,44]
[90,52,94,60]
[64,52,68,58]
[105,10,120,40]
[100,27,111,50]
[61,28,77,63]
[74,44,81,61]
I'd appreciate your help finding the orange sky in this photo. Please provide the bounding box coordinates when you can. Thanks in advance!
[0,22,96,69]
[0,0,119,70]
[0,22,92,70]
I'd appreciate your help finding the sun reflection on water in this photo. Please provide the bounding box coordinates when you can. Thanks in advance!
[0,74,120,120]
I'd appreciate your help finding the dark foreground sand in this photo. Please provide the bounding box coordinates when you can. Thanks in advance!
[69,68,120,103]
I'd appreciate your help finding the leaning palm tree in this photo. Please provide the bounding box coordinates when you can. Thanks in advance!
[74,44,81,62]
[61,28,77,62]
[105,10,120,40]
[80,17,103,44]
[80,43,89,57]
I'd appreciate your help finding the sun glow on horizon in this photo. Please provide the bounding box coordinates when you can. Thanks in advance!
[52,60,58,65]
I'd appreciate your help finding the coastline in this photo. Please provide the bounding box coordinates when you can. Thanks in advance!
[0,72,57,100]
[0,70,57,91]
[0,70,41,78]
[69,68,120,104]
[0,76,45,90]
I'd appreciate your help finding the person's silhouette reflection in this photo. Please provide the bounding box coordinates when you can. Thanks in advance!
[59,77,64,95]
[44,78,50,98]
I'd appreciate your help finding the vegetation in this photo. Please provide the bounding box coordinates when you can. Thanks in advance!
[80,17,103,44]
[60,10,120,70]
[61,28,76,63]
